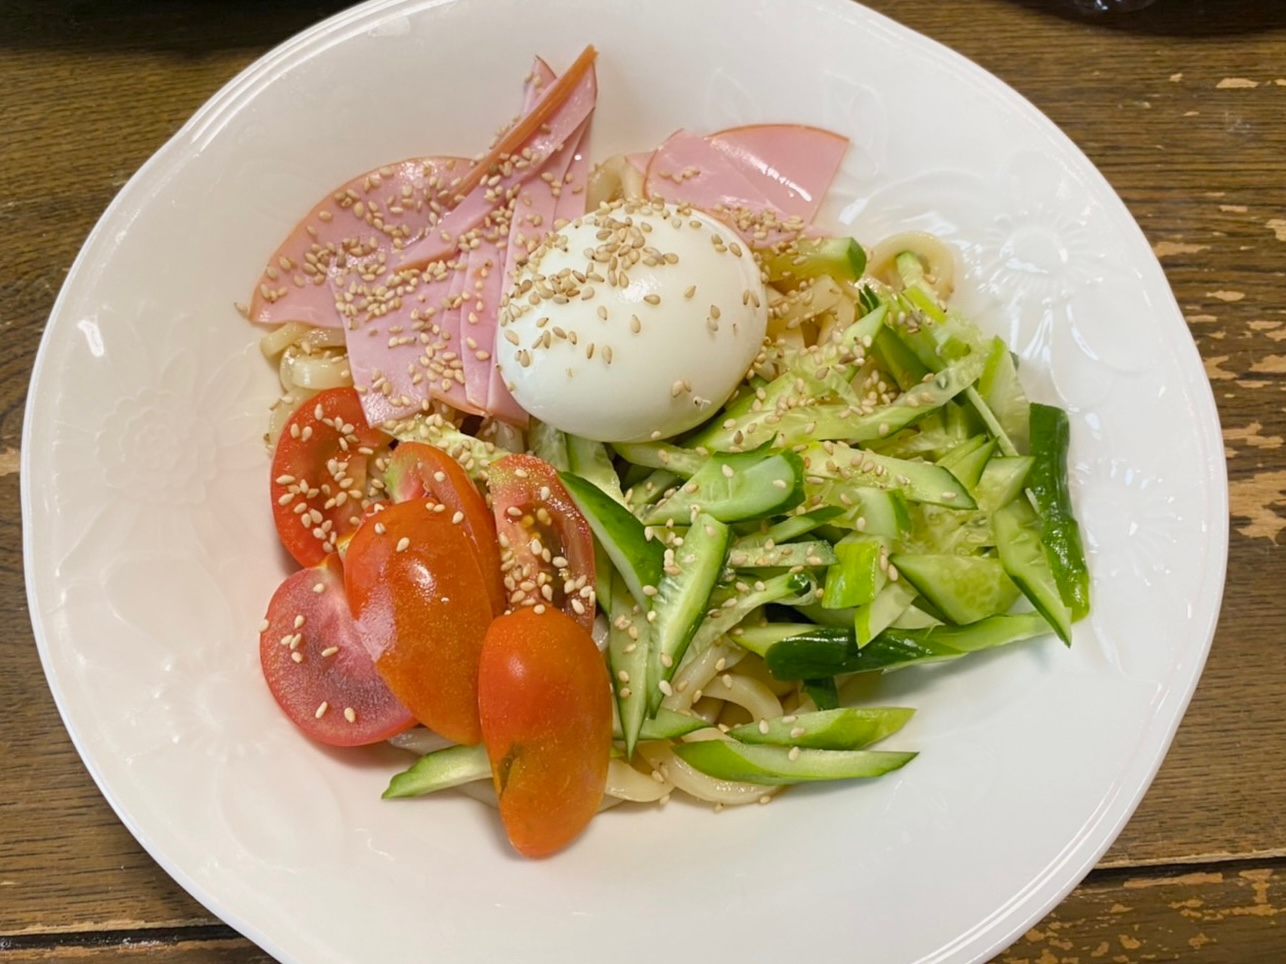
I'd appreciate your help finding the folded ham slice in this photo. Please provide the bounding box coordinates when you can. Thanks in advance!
[248,155,468,330]
[640,124,849,248]
[397,53,598,270]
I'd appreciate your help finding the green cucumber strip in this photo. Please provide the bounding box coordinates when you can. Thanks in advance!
[731,622,837,658]
[763,611,1052,680]
[527,420,570,472]
[728,539,837,570]
[566,435,627,505]
[672,741,916,785]
[993,501,1073,645]
[624,469,680,511]
[802,677,840,710]
[871,325,932,392]
[937,436,996,494]
[760,236,867,283]
[608,573,651,756]
[853,579,918,647]
[822,535,888,609]
[802,442,976,510]
[728,707,915,750]
[611,441,704,477]
[637,708,707,742]
[383,744,491,799]
[647,512,730,713]
[640,449,805,525]
[755,506,846,544]
[560,471,664,609]
[686,571,817,668]
[964,386,1019,458]
[975,456,1033,512]
[890,553,1021,626]
[1028,403,1090,621]
[979,337,1031,453]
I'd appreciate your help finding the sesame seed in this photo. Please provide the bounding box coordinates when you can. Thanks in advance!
[396,537,411,552]
[788,747,801,761]
[658,680,674,697]
[315,702,329,719]
[344,707,357,723]
[758,719,770,734]
[321,646,339,657]
[291,652,303,664]
[790,726,806,739]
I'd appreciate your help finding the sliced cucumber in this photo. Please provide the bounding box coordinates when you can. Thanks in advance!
[560,470,664,609]
[762,611,1051,679]
[611,440,704,477]
[566,434,626,505]
[975,456,1033,512]
[821,535,888,609]
[672,740,916,785]
[802,442,977,510]
[383,744,491,799]
[937,436,996,494]
[728,539,837,570]
[640,448,805,525]
[647,512,730,712]
[624,469,681,511]
[760,236,867,284]
[802,677,840,710]
[853,579,918,647]
[890,553,1020,625]
[993,501,1073,645]
[727,707,915,750]
[608,573,651,756]
[1028,403,1090,621]
[979,337,1031,453]
[527,420,570,472]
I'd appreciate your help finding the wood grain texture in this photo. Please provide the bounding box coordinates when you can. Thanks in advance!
[1,0,1283,961]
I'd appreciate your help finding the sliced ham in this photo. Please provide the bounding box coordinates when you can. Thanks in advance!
[707,124,849,223]
[460,240,507,411]
[642,125,849,248]
[248,155,468,329]
[396,53,598,270]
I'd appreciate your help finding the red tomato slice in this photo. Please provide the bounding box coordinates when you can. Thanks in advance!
[478,606,612,857]
[259,554,415,747]
[344,499,495,745]
[488,454,597,630]
[384,441,505,616]
[271,387,394,568]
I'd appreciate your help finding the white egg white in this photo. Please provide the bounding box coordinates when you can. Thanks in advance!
[496,199,768,442]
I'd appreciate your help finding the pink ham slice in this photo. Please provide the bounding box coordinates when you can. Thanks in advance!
[248,156,468,329]
[396,60,598,270]
[707,124,848,223]
[642,125,849,248]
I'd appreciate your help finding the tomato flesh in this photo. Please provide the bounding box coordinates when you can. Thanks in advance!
[259,554,415,746]
[384,441,505,616]
[271,387,393,568]
[344,499,494,745]
[478,607,612,858]
[488,454,597,631]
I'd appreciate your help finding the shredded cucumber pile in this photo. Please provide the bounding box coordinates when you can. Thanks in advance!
[387,237,1091,797]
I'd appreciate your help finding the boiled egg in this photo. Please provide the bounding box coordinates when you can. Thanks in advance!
[496,199,768,442]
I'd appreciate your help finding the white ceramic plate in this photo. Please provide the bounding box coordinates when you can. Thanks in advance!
[22,1,1227,962]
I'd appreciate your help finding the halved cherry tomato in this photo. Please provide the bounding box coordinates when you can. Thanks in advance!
[488,454,596,630]
[384,441,505,616]
[344,499,494,745]
[271,387,394,568]
[477,606,612,858]
[259,554,415,746]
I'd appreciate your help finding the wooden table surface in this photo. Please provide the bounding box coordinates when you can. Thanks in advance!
[3,0,1284,960]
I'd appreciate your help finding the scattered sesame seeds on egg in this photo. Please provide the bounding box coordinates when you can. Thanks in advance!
[496,198,769,442]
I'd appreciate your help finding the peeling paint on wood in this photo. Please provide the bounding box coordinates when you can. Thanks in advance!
[1216,77,1260,88]
[1203,355,1237,380]
[1249,354,1286,374]
[1228,470,1286,542]
[1224,421,1284,457]
[1152,240,1209,258]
